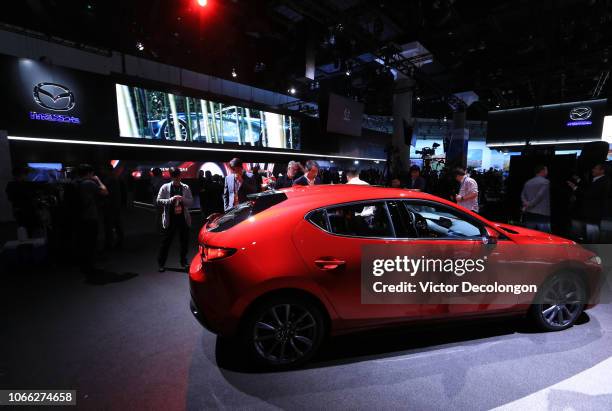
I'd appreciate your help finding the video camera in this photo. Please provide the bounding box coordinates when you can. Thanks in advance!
[415,142,440,159]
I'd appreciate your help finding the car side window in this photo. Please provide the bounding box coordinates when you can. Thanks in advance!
[326,202,392,238]
[387,201,418,238]
[307,209,329,231]
[404,201,483,239]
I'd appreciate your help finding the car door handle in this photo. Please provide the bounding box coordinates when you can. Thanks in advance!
[314,258,346,270]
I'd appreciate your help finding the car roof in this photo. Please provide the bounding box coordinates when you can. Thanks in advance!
[279,184,445,205]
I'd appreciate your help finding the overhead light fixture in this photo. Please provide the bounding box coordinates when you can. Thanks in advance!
[197,0,207,7]
[136,42,144,51]
[231,68,237,78]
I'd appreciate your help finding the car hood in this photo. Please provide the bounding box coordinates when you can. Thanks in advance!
[493,222,575,244]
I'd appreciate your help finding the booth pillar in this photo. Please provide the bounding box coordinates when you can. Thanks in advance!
[392,78,414,175]
[446,110,468,169]
[0,131,14,222]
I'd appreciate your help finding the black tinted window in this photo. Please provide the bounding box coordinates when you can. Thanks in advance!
[405,202,483,238]
[208,191,287,232]
[387,201,417,238]
[326,202,392,238]
[209,202,252,232]
[307,210,328,230]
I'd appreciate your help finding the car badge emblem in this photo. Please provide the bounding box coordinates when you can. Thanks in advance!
[33,82,75,111]
[569,106,592,121]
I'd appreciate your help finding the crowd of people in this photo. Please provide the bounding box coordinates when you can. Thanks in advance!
[4,157,610,279]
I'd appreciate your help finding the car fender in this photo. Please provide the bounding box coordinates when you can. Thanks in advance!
[228,275,341,324]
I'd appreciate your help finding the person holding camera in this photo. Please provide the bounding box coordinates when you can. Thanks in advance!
[156,167,193,272]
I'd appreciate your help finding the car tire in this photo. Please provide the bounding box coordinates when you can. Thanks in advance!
[530,272,586,331]
[240,295,326,369]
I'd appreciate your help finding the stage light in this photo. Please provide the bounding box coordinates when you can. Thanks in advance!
[345,69,351,76]
[288,87,296,95]
[197,0,207,7]
[443,116,447,122]
[416,96,421,102]
[231,68,237,78]
[354,160,360,165]
[136,42,144,51]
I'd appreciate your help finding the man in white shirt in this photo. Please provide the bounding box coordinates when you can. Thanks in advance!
[453,167,479,213]
[346,168,369,185]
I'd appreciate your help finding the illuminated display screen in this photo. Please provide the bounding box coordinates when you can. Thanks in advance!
[116,84,300,150]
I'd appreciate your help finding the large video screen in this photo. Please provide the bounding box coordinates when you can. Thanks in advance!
[116,84,300,150]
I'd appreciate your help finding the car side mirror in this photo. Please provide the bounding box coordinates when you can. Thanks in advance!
[482,226,499,245]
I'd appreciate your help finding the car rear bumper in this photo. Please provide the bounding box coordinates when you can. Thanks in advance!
[189,296,218,333]
[189,256,241,336]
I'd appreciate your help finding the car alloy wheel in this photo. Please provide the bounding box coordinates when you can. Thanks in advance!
[251,302,321,366]
[533,273,585,330]
[163,120,188,140]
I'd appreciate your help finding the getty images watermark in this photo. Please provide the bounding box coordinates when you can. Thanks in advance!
[370,255,537,295]
[361,244,611,305]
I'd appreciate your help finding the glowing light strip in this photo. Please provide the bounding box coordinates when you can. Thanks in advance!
[529,139,600,145]
[488,139,602,147]
[486,141,526,147]
[7,136,387,162]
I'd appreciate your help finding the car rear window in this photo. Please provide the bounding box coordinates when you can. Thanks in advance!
[207,191,287,232]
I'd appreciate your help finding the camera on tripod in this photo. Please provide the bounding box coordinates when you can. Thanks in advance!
[416,142,440,159]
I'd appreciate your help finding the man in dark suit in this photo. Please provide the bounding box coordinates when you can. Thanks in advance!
[405,165,426,191]
[223,158,257,211]
[275,161,303,189]
[580,164,609,242]
[293,160,322,186]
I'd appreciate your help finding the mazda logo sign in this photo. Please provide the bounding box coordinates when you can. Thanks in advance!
[33,82,75,111]
[569,106,592,121]
[343,107,351,121]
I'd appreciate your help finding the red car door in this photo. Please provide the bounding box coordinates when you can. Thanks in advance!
[293,201,421,329]
[399,200,519,316]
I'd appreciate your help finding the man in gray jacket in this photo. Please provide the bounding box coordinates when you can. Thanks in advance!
[156,167,193,272]
[521,165,551,232]
[223,158,257,212]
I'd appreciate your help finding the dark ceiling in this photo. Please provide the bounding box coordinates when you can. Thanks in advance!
[4,0,612,119]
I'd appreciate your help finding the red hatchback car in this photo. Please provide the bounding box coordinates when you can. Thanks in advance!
[189,185,602,368]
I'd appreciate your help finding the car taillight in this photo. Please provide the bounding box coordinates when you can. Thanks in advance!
[199,244,236,262]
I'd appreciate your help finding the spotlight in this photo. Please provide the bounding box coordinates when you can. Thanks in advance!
[330,160,335,163]
[288,87,296,95]
[231,68,237,78]
[416,96,421,102]
[197,0,207,6]
[443,116,447,122]
[354,160,359,165]
[495,104,501,108]
[136,42,144,51]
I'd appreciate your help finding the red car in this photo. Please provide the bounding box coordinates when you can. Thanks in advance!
[189,185,602,368]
